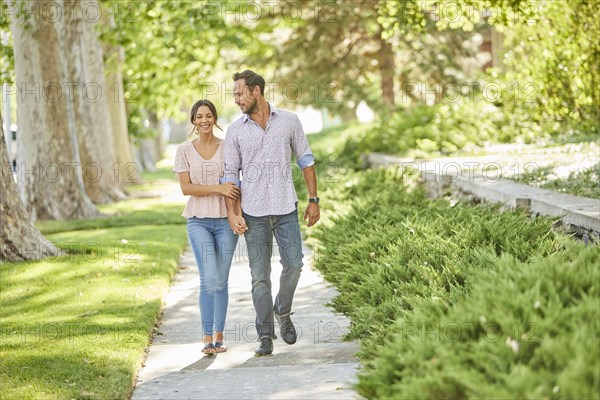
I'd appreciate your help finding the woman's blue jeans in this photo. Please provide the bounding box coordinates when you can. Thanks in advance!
[187,217,238,337]
[242,208,304,340]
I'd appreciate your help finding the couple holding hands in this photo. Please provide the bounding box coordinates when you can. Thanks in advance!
[172,70,320,356]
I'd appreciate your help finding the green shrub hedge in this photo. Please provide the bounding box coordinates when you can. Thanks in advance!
[329,102,599,167]
[358,247,599,399]
[304,166,599,398]
[362,102,506,158]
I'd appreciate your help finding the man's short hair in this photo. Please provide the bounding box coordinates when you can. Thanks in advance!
[233,70,265,95]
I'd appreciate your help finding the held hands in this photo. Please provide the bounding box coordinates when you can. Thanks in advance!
[304,203,320,227]
[219,182,240,199]
[228,214,248,235]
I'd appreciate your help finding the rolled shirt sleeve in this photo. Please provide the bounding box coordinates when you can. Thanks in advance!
[297,154,315,169]
[291,115,315,170]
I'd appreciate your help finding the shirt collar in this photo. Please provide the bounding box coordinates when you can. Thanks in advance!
[242,103,278,124]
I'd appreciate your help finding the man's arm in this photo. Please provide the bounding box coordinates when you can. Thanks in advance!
[222,128,247,234]
[290,114,320,227]
[224,195,246,234]
[302,165,320,227]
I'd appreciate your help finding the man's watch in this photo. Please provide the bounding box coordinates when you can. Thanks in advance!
[309,197,320,205]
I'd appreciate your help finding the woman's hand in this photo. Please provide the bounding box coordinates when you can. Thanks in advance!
[228,215,248,235]
[219,182,241,199]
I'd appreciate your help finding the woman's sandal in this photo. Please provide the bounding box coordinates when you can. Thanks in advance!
[202,342,216,356]
[214,342,227,353]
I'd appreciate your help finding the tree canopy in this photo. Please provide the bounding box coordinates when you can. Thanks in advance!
[2,0,598,131]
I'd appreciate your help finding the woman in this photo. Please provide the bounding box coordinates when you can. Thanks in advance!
[172,99,240,355]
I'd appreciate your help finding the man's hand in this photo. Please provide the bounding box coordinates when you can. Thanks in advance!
[304,203,320,227]
[228,214,248,235]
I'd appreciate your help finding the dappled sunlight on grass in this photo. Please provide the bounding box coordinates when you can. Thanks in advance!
[1,168,189,399]
[36,200,185,235]
[124,163,181,195]
[100,197,182,212]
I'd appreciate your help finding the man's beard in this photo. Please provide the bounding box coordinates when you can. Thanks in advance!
[244,98,258,115]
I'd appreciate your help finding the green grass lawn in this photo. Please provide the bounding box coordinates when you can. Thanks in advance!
[122,166,177,195]
[0,168,188,400]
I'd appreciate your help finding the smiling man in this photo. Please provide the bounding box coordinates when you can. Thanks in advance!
[221,69,320,356]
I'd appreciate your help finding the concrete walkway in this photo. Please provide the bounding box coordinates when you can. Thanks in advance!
[132,236,360,400]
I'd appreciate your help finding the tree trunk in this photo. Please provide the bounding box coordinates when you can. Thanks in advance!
[101,10,141,185]
[137,138,158,172]
[9,0,99,221]
[378,27,396,110]
[491,27,504,69]
[131,110,159,172]
[131,139,144,173]
[1,115,62,261]
[148,111,165,162]
[61,0,126,203]
[340,106,357,123]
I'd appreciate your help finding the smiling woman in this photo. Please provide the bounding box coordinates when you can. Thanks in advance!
[172,99,242,355]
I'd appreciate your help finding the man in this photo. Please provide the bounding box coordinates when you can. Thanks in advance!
[221,70,320,356]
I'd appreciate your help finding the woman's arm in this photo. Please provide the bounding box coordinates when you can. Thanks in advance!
[176,171,240,199]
